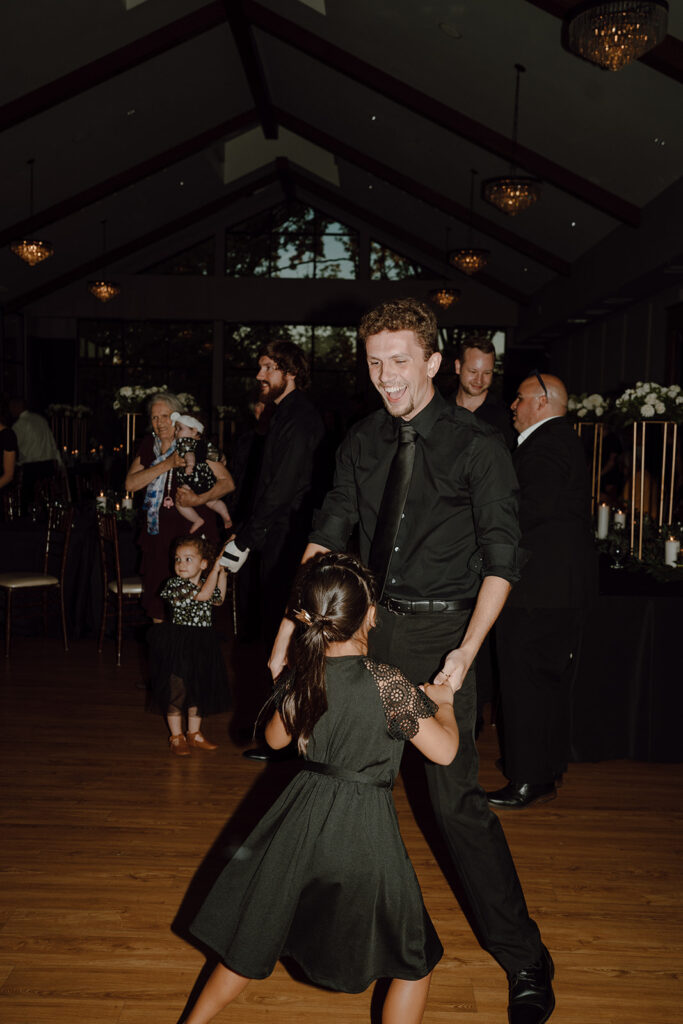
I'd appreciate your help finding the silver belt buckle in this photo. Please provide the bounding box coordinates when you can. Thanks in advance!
[385,597,407,616]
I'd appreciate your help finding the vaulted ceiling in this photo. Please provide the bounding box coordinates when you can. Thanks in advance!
[1,0,681,341]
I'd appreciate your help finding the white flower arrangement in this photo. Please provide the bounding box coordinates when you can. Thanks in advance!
[176,391,201,413]
[113,386,200,414]
[567,392,609,420]
[46,403,93,417]
[615,382,683,424]
[215,404,240,420]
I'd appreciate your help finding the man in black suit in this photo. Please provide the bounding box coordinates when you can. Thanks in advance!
[488,371,596,809]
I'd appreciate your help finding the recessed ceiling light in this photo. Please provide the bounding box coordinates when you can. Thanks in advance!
[570,221,576,227]
[371,115,377,121]
[439,22,463,39]
[179,180,185,187]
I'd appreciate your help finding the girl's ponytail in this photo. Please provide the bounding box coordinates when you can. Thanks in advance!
[279,553,376,754]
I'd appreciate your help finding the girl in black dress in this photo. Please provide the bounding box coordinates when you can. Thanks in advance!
[180,552,459,1024]
[148,536,230,756]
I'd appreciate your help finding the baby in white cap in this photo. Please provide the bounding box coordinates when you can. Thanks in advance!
[171,412,232,534]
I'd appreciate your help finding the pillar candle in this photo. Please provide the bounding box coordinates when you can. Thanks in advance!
[613,510,626,529]
[597,503,610,539]
[122,494,133,510]
[96,493,107,512]
[664,539,679,568]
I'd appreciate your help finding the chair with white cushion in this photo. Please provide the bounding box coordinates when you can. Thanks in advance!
[0,504,73,657]
[96,512,144,667]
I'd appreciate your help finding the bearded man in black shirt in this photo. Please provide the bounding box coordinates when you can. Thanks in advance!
[222,339,324,646]
[269,300,555,1024]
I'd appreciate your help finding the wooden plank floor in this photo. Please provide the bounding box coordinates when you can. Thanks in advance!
[1,633,682,1023]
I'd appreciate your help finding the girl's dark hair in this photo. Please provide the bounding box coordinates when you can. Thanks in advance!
[279,552,376,754]
[171,534,215,563]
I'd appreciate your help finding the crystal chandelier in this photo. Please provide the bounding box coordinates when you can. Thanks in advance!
[482,176,540,216]
[11,159,54,266]
[482,65,541,217]
[429,287,460,309]
[565,1,668,71]
[450,169,489,275]
[88,220,120,303]
[88,280,121,303]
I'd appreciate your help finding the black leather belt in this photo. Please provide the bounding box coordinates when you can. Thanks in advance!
[380,596,475,615]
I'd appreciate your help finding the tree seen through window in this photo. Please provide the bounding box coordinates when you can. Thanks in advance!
[225,202,359,279]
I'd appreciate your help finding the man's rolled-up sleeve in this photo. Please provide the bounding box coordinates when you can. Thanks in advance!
[308,433,359,552]
[468,435,522,586]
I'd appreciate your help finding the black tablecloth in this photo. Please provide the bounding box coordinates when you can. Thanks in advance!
[570,558,682,763]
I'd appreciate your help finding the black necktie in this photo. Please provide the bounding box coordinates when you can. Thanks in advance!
[369,422,417,598]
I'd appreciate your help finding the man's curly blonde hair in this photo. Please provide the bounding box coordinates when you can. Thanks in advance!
[358,298,438,358]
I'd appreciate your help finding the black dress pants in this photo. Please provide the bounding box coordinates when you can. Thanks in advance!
[496,606,582,785]
[370,606,542,975]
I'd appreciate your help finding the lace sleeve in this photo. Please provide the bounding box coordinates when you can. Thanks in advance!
[364,658,439,741]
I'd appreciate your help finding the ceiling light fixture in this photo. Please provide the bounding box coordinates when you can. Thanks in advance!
[482,65,541,216]
[10,158,54,266]
[88,220,120,303]
[449,169,489,275]
[429,287,460,309]
[565,1,668,71]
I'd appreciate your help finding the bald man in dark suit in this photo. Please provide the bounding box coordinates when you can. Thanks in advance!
[488,372,597,809]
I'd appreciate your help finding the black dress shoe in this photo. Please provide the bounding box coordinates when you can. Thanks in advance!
[487,781,556,809]
[494,759,564,788]
[242,747,271,761]
[242,746,297,762]
[508,945,555,1024]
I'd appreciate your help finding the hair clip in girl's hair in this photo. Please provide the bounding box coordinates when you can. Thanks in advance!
[293,608,313,626]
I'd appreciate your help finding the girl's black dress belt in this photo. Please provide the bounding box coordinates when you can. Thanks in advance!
[380,596,475,615]
[302,760,392,789]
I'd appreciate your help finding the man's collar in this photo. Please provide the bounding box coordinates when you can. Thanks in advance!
[272,387,300,413]
[516,414,563,446]
[387,388,443,440]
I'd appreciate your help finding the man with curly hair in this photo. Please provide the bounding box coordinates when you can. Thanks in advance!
[270,299,555,1024]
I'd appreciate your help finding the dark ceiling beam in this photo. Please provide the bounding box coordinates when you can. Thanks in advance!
[525,0,683,84]
[275,156,296,202]
[285,164,529,305]
[244,0,640,227]
[222,0,277,138]
[4,167,280,314]
[0,110,258,250]
[0,2,225,134]
[276,109,571,276]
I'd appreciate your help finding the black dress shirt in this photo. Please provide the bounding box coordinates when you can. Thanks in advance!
[310,390,522,601]
[236,388,325,553]
[473,392,516,451]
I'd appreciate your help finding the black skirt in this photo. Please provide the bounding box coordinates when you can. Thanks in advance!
[147,622,231,716]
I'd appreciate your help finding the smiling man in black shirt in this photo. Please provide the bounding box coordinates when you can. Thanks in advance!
[270,299,555,1024]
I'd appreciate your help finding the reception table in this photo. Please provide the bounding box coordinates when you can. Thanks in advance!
[570,557,683,763]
